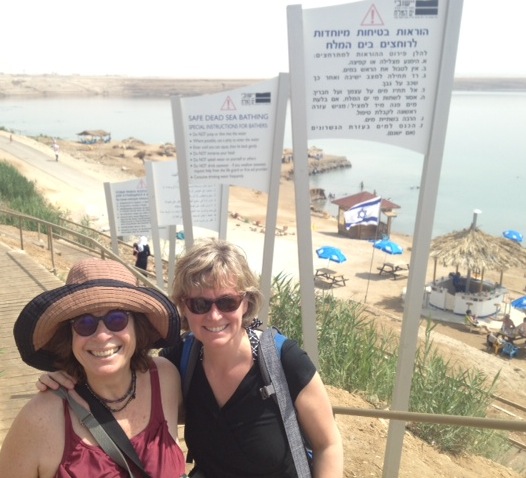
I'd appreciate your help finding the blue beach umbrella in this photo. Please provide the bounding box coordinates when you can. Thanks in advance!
[503,230,523,243]
[511,296,526,311]
[316,246,347,264]
[373,238,403,255]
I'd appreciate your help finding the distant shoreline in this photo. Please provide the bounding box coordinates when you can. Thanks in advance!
[453,77,526,92]
[0,74,525,98]
[0,75,261,98]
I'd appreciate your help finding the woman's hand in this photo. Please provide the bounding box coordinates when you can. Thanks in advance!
[36,371,76,392]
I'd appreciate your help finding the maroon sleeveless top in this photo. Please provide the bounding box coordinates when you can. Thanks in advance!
[56,362,185,477]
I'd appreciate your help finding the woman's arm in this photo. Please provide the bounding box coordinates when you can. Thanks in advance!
[0,392,65,477]
[295,372,344,477]
[153,356,185,433]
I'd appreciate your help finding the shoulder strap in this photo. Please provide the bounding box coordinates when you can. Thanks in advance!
[75,383,151,478]
[258,328,312,477]
[52,387,138,478]
[180,333,201,399]
[179,332,201,465]
[258,328,283,400]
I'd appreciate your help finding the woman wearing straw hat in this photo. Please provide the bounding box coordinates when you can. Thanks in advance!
[0,258,186,477]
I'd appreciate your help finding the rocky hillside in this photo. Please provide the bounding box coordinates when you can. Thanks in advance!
[0,74,260,98]
[1,74,525,98]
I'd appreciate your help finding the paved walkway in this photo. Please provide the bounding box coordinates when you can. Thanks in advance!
[0,242,64,446]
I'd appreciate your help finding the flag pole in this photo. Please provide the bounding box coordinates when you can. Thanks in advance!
[347,195,382,304]
[364,220,380,303]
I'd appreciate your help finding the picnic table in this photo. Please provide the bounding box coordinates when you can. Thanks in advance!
[496,330,526,345]
[377,261,409,280]
[314,267,347,287]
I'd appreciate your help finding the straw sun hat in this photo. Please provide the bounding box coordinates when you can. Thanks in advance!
[14,258,180,371]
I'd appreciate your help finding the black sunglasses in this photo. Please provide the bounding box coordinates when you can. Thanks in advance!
[71,310,130,337]
[184,294,245,315]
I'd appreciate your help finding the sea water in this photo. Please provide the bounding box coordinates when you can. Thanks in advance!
[1,92,525,237]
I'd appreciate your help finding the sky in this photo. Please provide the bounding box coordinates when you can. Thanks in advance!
[2,0,525,79]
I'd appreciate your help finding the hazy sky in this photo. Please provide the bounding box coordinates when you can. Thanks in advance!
[2,0,525,79]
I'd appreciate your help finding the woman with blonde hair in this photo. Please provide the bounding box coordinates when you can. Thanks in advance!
[166,238,343,477]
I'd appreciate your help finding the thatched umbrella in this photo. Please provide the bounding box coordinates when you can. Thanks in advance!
[430,210,526,289]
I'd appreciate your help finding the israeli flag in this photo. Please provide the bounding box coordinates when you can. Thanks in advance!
[344,197,381,229]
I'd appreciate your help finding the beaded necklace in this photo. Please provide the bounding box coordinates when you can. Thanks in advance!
[85,370,137,413]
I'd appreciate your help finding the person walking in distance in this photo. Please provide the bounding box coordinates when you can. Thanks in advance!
[52,140,60,161]
[133,236,151,274]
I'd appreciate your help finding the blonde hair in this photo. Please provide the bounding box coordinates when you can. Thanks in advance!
[171,238,263,330]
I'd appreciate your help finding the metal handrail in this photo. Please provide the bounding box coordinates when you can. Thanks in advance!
[332,406,526,434]
[0,207,168,294]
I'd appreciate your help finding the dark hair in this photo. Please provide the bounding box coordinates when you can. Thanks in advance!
[44,313,157,382]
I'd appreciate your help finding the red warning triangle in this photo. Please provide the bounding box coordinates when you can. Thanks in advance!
[361,4,384,26]
[221,96,237,111]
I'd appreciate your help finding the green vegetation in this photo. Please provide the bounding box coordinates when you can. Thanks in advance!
[269,273,510,460]
[409,324,506,458]
[0,161,65,227]
[0,162,104,254]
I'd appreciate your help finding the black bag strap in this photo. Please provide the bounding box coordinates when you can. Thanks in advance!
[179,333,201,464]
[180,332,201,399]
[75,383,151,478]
[258,328,312,477]
[52,386,138,477]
